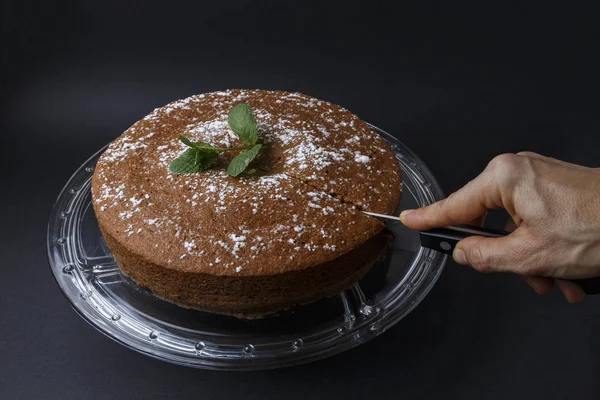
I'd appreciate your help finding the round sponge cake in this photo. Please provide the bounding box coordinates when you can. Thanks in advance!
[91,89,402,317]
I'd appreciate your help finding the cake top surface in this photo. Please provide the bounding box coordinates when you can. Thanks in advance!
[92,89,402,276]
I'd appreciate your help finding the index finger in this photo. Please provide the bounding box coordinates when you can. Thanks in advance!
[400,154,517,230]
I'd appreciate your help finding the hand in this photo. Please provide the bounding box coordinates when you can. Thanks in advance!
[400,152,600,303]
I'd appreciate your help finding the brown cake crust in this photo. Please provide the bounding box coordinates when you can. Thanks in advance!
[91,89,402,317]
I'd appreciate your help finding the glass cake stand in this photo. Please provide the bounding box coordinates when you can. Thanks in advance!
[47,124,447,370]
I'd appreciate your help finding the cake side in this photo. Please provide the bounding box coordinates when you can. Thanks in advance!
[101,222,390,317]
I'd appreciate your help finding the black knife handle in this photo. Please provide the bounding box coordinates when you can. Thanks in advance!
[419,225,600,295]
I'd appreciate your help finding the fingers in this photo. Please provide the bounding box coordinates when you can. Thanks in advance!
[520,276,555,294]
[451,229,533,274]
[556,280,586,303]
[456,233,587,304]
[400,153,521,231]
[520,276,585,304]
[399,179,492,230]
[400,175,496,231]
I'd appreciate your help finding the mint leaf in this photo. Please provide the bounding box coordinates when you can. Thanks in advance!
[179,135,196,148]
[226,144,262,177]
[193,142,220,151]
[179,135,221,152]
[169,148,218,175]
[228,103,258,145]
[195,150,219,170]
[169,148,203,174]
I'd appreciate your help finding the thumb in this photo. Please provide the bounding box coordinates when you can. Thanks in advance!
[453,231,532,274]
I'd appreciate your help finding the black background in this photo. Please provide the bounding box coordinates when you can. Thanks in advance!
[2,1,600,399]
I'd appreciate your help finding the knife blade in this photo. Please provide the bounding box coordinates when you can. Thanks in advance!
[361,211,402,221]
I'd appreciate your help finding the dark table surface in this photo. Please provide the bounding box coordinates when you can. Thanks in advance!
[2,1,600,399]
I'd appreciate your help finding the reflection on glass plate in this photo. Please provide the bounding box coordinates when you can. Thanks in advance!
[47,124,446,370]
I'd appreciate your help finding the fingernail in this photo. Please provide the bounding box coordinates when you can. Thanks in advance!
[399,209,414,222]
[453,248,467,265]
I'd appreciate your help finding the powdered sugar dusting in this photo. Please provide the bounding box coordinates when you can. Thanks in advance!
[354,153,370,163]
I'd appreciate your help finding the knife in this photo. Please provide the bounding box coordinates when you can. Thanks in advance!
[362,211,600,294]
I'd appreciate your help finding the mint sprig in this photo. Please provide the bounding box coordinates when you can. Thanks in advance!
[169,103,262,177]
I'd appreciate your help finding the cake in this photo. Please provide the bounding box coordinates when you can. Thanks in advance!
[91,89,402,317]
